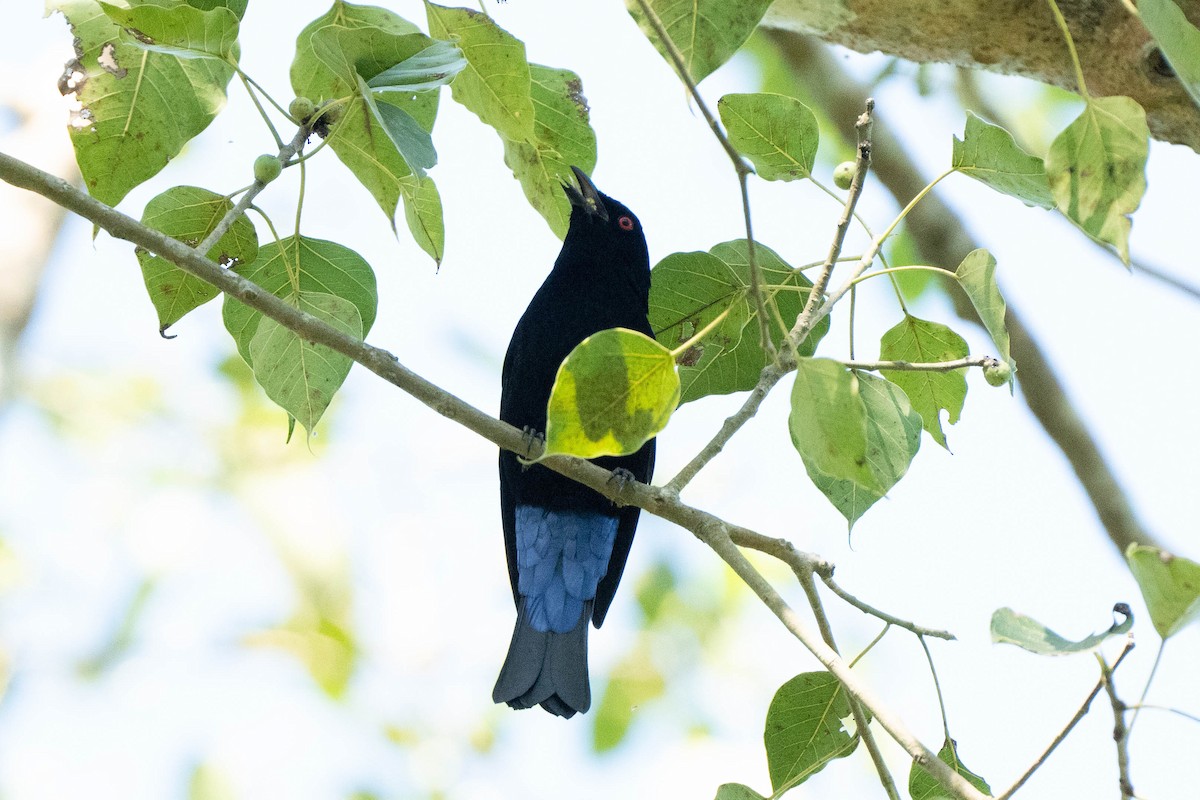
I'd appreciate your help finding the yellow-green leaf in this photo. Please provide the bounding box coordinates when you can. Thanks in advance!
[1139,0,1200,108]
[990,605,1132,655]
[544,328,679,459]
[1126,544,1200,639]
[1046,96,1148,263]
[909,738,992,800]
[626,0,774,84]
[789,358,877,492]
[952,112,1054,209]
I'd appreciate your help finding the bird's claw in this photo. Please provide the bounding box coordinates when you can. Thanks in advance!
[608,467,638,506]
[521,426,545,459]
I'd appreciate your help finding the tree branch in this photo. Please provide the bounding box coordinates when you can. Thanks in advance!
[762,0,1200,152]
[840,355,997,373]
[0,149,988,800]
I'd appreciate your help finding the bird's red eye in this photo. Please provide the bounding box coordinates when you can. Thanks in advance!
[618,216,634,231]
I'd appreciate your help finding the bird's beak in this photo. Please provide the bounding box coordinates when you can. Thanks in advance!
[562,166,609,223]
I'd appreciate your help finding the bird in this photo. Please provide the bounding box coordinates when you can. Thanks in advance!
[493,166,656,718]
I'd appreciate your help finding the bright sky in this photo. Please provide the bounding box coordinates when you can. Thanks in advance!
[1,2,1199,799]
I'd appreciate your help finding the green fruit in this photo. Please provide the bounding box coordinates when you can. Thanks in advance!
[984,360,1012,387]
[253,154,282,184]
[289,96,316,122]
[833,161,856,190]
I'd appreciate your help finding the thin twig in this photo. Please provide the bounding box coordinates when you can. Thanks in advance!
[193,124,311,258]
[630,0,774,356]
[1127,639,1166,734]
[799,574,901,800]
[821,574,957,640]
[919,635,953,743]
[996,639,1134,800]
[1124,704,1200,726]
[841,356,997,373]
[1099,645,1136,799]
[0,150,989,800]
[850,623,891,669]
[665,100,876,494]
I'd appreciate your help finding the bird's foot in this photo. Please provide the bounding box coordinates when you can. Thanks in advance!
[520,426,545,460]
[608,467,638,506]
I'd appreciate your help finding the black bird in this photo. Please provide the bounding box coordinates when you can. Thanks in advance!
[493,167,655,718]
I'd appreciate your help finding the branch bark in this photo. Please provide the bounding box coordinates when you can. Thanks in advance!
[0,149,989,800]
[763,0,1200,152]
[767,31,1163,557]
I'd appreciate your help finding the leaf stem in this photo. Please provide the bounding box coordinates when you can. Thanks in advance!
[669,304,734,358]
[630,0,774,357]
[1043,0,1091,99]
[839,355,997,373]
[236,69,284,149]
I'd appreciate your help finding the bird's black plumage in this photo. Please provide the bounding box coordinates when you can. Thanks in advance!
[493,167,655,718]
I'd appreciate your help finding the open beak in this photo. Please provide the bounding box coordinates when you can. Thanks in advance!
[562,166,609,222]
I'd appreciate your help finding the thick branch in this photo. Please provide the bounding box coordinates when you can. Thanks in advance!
[763,0,1200,152]
[768,32,1162,556]
[0,150,989,800]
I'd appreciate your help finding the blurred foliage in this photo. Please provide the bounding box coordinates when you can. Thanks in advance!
[77,577,155,679]
[188,763,238,800]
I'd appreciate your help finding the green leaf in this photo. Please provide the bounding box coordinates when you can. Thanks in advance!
[356,73,436,178]
[649,240,828,404]
[366,39,467,91]
[425,2,534,142]
[99,0,240,61]
[879,316,969,449]
[591,641,665,753]
[1046,96,1148,263]
[398,174,445,264]
[1139,0,1200,108]
[909,738,992,799]
[502,65,598,238]
[291,2,444,257]
[249,293,361,434]
[954,249,1015,387]
[137,185,258,333]
[764,672,860,793]
[952,112,1054,209]
[544,328,679,459]
[713,785,766,800]
[990,605,1132,656]
[718,93,819,180]
[789,359,877,492]
[800,373,922,528]
[1126,544,1200,639]
[222,235,378,366]
[626,0,774,84]
[50,0,235,206]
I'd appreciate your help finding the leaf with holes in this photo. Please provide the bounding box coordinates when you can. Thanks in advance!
[1046,96,1148,263]
[879,315,969,449]
[719,93,819,181]
[764,672,860,793]
[649,240,827,404]
[1126,545,1200,639]
[626,0,775,84]
[50,0,236,206]
[952,112,1054,209]
[137,185,257,333]
[502,65,598,238]
[544,328,679,459]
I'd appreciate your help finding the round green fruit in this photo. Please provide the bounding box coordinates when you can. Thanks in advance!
[984,360,1012,387]
[253,154,282,184]
[833,161,856,190]
[289,96,316,122]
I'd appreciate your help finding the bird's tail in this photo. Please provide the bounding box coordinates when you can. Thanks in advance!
[493,597,592,718]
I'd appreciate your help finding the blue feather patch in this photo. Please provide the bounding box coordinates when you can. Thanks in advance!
[514,506,619,633]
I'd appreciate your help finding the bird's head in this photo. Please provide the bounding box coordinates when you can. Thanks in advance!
[560,166,649,274]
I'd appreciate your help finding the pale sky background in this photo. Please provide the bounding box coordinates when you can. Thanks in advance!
[1,2,1199,799]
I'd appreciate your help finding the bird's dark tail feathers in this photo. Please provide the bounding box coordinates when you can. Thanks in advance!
[493,597,592,718]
